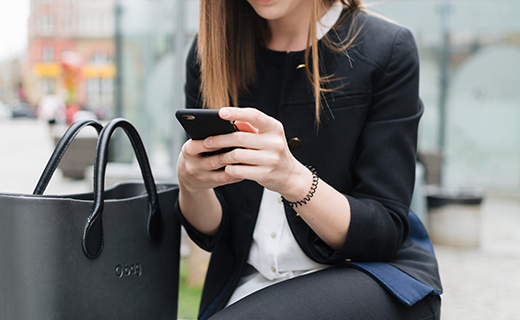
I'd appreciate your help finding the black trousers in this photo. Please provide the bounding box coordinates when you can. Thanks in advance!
[209,266,441,320]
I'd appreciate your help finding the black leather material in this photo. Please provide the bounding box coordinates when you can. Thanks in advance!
[33,119,103,195]
[0,119,180,320]
[84,118,165,258]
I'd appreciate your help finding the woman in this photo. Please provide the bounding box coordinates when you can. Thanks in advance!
[177,0,442,319]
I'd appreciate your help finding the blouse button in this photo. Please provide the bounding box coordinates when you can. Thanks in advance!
[271,232,276,239]
[288,137,301,149]
[271,266,276,272]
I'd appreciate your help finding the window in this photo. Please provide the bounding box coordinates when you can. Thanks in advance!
[88,53,110,64]
[80,14,99,34]
[87,78,114,108]
[101,78,114,105]
[79,12,113,36]
[87,78,101,107]
[63,10,71,35]
[41,15,55,35]
[42,46,54,62]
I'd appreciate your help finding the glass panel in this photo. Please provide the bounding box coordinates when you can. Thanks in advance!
[367,0,520,190]
[116,0,198,173]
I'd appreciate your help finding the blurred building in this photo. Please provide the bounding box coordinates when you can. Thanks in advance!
[25,0,116,118]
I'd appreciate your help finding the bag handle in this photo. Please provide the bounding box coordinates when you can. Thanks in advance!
[33,119,103,195]
[82,118,164,259]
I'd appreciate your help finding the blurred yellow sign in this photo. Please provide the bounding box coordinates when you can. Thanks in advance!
[34,63,61,78]
[33,63,116,79]
[82,64,116,78]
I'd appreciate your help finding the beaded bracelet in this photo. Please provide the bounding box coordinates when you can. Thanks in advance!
[281,165,319,208]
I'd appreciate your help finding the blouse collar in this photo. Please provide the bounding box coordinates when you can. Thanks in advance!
[317,0,344,40]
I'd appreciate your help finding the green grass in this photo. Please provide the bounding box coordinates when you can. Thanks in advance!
[178,257,203,320]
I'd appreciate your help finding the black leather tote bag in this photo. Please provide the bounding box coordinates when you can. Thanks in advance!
[0,119,180,319]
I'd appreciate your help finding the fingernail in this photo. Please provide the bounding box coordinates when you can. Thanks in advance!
[219,108,230,118]
[204,138,212,146]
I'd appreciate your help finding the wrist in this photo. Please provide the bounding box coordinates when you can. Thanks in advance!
[178,185,222,237]
[280,165,318,206]
[179,182,211,199]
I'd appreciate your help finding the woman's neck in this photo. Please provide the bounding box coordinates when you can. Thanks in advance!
[266,2,330,52]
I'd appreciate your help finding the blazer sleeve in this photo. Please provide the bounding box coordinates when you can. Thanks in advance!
[177,36,231,252]
[343,27,422,261]
[300,27,423,264]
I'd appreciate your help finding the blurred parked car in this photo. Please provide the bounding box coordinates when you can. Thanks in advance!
[10,100,37,119]
[0,99,12,120]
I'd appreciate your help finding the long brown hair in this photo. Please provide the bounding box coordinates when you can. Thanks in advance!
[198,0,364,124]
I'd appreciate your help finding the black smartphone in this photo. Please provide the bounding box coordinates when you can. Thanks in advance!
[176,109,237,155]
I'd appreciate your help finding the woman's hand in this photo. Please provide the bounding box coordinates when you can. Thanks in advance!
[177,126,250,236]
[177,137,244,194]
[206,107,312,201]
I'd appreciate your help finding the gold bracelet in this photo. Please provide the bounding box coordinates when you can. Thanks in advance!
[281,165,319,208]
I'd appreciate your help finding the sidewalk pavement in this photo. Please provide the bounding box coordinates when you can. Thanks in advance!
[435,195,520,320]
[0,119,91,196]
[1,118,520,319]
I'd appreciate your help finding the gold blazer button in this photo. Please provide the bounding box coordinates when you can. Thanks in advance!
[288,137,301,149]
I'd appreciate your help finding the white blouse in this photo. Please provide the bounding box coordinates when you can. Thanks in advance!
[227,2,344,306]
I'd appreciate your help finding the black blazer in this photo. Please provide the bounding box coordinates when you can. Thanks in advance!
[179,10,442,319]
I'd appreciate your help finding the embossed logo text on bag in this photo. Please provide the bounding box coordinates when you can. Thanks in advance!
[115,263,142,278]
